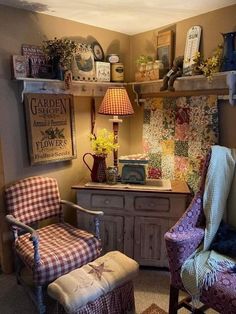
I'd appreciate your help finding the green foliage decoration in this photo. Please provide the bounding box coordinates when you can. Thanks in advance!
[136,55,153,65]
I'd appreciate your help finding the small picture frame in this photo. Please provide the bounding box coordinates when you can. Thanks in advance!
[157,30,174,72]
[95,61,110,81]
[72,43,96,81]
[12,55,27,79]
[24,93,77,165]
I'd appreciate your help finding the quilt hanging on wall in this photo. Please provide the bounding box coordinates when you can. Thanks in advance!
[143,96,219,192]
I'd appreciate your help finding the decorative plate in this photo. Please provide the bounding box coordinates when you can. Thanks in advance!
[91,41,105,61]
[72,43,96,81]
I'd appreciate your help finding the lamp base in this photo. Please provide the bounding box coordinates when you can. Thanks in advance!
[109,116,122,123]
[110,116,123,169]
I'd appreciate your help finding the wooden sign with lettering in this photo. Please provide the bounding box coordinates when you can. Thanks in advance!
[22,44,52,78]
[24,93,76,165]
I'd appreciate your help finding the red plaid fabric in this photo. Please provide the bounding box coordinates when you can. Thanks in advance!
[98,87,134,116]
[75,280,135,314]
[5,176,61,224]
[52,280,135,314]
[16,222,101,285]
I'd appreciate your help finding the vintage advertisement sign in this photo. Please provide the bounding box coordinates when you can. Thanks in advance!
[24,93,76,165]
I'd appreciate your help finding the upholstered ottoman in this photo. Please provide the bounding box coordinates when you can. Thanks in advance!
[47,251,139,314]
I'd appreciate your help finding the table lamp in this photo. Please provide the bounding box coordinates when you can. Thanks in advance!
[98,87,134,168]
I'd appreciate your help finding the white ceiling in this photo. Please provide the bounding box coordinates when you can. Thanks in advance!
[1,0,236,35]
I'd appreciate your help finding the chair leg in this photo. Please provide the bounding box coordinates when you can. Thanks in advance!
[168,284,179,314]
[14,253,22,285]
[36,285,46,314]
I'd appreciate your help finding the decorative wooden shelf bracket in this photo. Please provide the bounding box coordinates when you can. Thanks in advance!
[130,71,236,106]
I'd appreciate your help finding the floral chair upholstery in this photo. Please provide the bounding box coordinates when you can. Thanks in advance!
[165,151,236,314]
[5,176,103,314]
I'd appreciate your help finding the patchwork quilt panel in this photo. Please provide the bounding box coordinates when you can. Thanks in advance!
[143,96,219,192]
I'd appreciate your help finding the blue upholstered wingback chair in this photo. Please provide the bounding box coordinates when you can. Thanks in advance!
[165,151,236,314]
[5,176,103,314]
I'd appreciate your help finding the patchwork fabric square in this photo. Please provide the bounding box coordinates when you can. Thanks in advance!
[143,96,219,192]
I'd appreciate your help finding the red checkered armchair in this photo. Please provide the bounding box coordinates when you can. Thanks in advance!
[165,151,236,314]
[5,176,103,314]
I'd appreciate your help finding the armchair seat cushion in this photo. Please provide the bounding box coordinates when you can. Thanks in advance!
[16,222,101,285]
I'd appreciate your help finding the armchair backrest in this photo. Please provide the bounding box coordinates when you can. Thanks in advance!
[5,176,62,225]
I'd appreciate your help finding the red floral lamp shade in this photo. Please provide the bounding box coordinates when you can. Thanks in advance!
[98,87,134,116]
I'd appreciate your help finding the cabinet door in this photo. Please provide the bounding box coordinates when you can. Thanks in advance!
[100,215,124,254]
[83,214,124,255]
[134,216,169,267]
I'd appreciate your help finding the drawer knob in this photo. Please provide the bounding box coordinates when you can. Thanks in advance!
[104,199,110,205]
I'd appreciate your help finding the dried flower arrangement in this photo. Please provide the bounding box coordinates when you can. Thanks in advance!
[90,129,119,156]
[192,45,223,80]
[42,37,77,69]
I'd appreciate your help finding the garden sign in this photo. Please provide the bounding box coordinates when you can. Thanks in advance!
[24,93,76,165]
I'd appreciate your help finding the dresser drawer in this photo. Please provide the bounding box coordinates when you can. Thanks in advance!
[91,194,125,209]
[134,196,170,212]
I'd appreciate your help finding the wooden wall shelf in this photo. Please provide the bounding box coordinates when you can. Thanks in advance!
[16,71,236,106]
[17,78,126,100]
[130,71,236,106]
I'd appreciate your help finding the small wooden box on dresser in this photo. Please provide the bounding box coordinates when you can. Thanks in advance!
[72,180,190,268]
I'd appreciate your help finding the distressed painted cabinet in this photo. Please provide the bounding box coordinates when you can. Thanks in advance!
[72,180,190,267]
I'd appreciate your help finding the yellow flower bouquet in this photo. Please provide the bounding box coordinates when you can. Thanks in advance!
[90,129,119,156]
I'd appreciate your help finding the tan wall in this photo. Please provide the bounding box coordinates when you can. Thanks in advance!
[0,5,132,271]
[130,5,236,79]
[129,4,236,154]
[1,3,236,272]
[0,4,131,198]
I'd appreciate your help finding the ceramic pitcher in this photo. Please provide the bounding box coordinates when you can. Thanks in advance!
[83,153,107,183]
[221,32,236,71]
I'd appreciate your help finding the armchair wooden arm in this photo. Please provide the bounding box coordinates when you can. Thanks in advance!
[61,200,104,216]
[6,214,40,264]
[61,200,104,239]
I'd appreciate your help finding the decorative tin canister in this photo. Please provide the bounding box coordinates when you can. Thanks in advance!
[106,54,120,63]
[106,166,117,184]
[111,63,124,82]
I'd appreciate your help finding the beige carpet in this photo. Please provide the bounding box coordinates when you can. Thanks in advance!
[141,303,167,314]
[0,268,218,314]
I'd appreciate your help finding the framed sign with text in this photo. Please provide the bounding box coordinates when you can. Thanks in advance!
[183,26,201,75]
[24,93,77,165]
[157,30,174,72]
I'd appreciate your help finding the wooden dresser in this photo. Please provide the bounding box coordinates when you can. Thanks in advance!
[72,180,190,267]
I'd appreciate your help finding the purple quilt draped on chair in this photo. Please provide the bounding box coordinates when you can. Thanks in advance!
[165,151,236,314]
